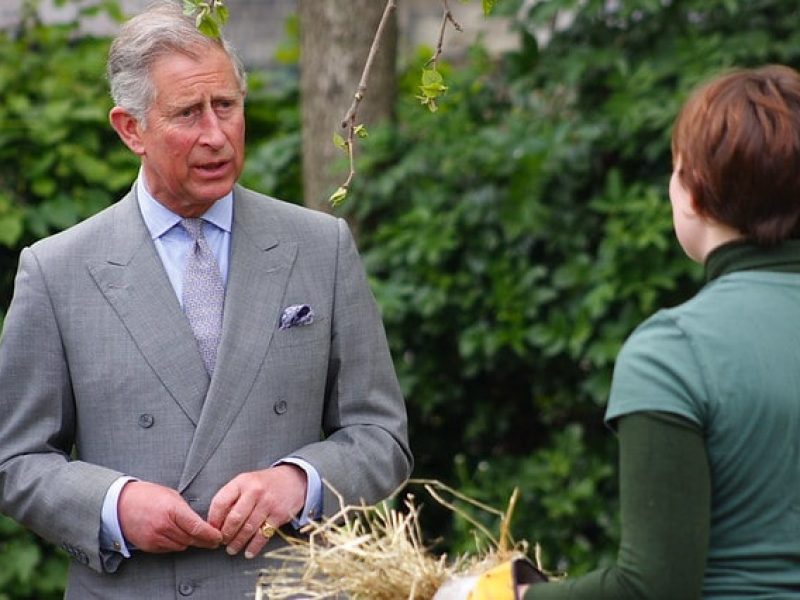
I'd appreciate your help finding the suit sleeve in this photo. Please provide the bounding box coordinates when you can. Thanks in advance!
[290,218,413,512]
[0,247,124,573]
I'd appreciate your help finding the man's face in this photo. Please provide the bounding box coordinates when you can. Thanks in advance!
[137,46,245,217]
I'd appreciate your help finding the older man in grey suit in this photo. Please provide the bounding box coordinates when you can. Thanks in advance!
[0,2,412,598]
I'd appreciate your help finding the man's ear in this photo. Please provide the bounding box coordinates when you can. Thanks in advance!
[109,107,145,156]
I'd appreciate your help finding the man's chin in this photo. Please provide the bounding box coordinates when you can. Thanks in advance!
[191,180,236,202]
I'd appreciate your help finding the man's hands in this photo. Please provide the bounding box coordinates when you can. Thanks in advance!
[208,464,307,559]
[118,481,223,553]
[117,465,307,558]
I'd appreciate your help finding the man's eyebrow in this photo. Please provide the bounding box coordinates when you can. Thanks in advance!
[214,92,244,101]
[163,91,243,111]
[164,97,200,109]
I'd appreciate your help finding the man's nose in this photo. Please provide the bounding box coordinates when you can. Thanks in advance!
[198,110,227,148]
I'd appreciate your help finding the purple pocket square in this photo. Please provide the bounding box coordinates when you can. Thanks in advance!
[279,304,315,330]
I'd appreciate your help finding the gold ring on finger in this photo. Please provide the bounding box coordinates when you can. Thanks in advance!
[260,521,277,539]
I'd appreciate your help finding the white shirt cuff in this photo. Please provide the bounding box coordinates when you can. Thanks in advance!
[276,457,323,526]
[100,476,137,557]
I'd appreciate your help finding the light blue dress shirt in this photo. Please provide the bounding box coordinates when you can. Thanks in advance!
[100,175,322,557]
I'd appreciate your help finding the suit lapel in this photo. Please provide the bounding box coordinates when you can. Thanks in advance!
[87,191,209,425]
[178,188,298,491]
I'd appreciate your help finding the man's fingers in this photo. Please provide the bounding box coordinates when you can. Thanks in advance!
[212,466,308,556]
[207,482,240,530]
[219,503,257,545]
[119,481,221,553]
[152,529,192,553]
[210,478,261,544]
[242,526,269,560]
[225,512,268,556]
[173,504,223,548]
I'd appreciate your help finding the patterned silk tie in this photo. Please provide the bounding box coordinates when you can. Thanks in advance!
[181,218,225,374]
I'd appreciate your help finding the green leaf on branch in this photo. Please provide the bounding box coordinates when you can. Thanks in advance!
[329,186,348,207]
[419,69,448,98]
[183,0,228,38]
[416,96,439,112]
[417,68,447,112]
[354,124,369,139]
[333,132,349,153]
[482,0,499,15]
[421,68,446,90]
[197,15,221,39]
[419,76,448,98]
[215,2,230,24]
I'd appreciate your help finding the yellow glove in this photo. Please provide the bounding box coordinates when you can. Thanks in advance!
[470,560,517,599]
[433,557,547,600]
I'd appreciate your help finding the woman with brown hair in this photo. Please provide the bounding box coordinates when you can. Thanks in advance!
[518,64,800,599]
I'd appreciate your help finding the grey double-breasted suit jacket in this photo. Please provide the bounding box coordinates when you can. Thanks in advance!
[0,184,412,599]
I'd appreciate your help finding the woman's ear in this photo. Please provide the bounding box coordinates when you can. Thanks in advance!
[670,161,698,217]
[679,185,701,219]
[688,193,704,218]
[109,107,146,156]
[679,164,706,219]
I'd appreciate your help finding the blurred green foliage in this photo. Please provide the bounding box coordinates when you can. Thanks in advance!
[344,0,800,575]
[3,0,800,596]
[0,517,68,600]
[0,2,137,321]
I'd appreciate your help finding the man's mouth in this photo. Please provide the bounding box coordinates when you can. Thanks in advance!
[195,160,231,176]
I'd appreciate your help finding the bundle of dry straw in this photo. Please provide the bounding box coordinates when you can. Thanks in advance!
[255,479,547,600]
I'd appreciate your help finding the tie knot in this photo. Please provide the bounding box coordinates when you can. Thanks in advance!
[181,218,204,241]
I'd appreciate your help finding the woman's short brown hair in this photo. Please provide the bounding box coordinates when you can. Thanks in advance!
[672,65,800,245]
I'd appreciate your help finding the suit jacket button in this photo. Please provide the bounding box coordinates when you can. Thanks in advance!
[274,400,288,415]
[178,581,194,596]
[138,414,154,428]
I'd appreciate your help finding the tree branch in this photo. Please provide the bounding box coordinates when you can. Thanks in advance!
[331,0,396,205]
[341,0,397,129]
[332,0,478,204]
[427,0,463,69]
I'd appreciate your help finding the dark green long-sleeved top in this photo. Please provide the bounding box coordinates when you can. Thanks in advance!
[527,240,800,599]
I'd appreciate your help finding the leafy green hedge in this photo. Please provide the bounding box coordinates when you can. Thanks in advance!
[344,0,800,574]
[0,11,134,320]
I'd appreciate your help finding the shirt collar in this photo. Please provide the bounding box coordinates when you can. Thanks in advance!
[704,238,800,282]
[136,171,233,240]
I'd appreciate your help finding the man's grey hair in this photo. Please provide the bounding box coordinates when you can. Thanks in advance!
[107,1,247,126]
